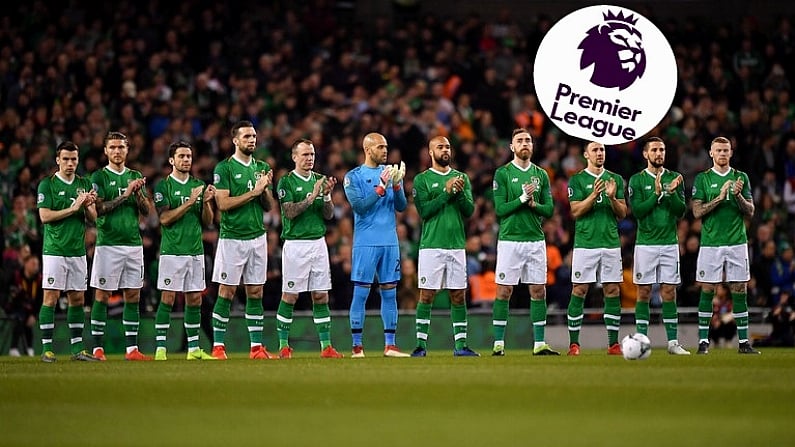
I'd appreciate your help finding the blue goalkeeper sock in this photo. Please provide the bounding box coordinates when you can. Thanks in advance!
[350,285,370,346]
[381,287,398,346]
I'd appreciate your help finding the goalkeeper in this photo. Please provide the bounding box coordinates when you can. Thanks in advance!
[342,132,411,358]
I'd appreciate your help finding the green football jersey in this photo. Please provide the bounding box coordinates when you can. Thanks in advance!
[154,174,206,256]
[567,169,625,249]
[277,171,327,240]
[91,166,144,246]
[37,174,92,256]
[691,168,751,247]
[213,156,271,240]
[492,161,553,242]
[628,168,686,245]
[412,168,474,250]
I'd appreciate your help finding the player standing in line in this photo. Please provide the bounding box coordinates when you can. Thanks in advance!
[152,141,217,360]
[274,139,344,359]
[89,132,153,361]
[411,136,478,357]
[210,120,278,360]
[343,132,410,358]
[566,141,627,356]
[37,141,99,362]
[628,137,690,355]
[491,128,559,356]
[691,136,760,354]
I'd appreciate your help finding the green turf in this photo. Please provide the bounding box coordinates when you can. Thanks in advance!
[1,348,794,447]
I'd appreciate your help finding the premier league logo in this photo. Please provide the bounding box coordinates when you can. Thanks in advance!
[578,10,645,91]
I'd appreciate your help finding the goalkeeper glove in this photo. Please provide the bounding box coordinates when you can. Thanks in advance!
[375,165,393,196]
[391,161,406,189]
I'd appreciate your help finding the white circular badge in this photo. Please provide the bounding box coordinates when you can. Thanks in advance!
[534,5,677,145]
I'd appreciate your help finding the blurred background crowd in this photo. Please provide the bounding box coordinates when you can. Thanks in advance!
[1,1,794,347]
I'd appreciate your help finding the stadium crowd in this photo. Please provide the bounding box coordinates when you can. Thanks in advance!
[1,1,795,348]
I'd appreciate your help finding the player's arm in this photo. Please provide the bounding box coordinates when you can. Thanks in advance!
[628,175,656,219]
[413,176,452,220]
[605,176,627,219]
[492,170,524,218]
[531,173,554,218]
[281,177,323,220]
[393,184,407,212]
[455,175,475,218]
[569,177,598,219]
[259,187,274,212]
[39,201,89,224]
[734,174,754,217]
[95,184,135,216]
[135,187,153,217]
[159,185,203,226]
[344,172,379,215]
[691,175,730,219]
[664,181,687,219]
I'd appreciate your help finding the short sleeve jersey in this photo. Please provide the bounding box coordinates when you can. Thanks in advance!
[213,156,271,240]
[37,174,92,256]
[154,174,206,256]
[691,168,751,247]
[628,168,685,245]
[277,171,326,240]
[412,168,473,250]
[492,162,551,242]
[567,169,625,249]
[91,166,144,246]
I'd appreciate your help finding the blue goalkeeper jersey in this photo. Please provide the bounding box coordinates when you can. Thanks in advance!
[343,164,407,247]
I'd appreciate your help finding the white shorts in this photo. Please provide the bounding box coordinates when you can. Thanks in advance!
[212,234,268,285]
[157,255,206,292]
[417,248,467,290]
[282,238,332,293]
[633,244,681,285]
[42,255,88,291]
[90,245,144,290]
[571,247,622,284]
[495,240,547,285]
[696,244,750,283]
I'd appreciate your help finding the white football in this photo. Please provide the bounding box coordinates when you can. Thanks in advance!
[620,333,652,360]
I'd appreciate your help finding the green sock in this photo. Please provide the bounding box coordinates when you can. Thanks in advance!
[155,302,172,349]
[39,304,55,353]
[531,298,547,344]
[246,297,264,346]
[451,302,468,350]
[212,297,231,345]
[67,305,85,354]
[698,290,715,342]
[732,292,749,343]
[184,304,201,351]
[635,300,650,335]
[492,298,509,347]
[662,301,678,342]
[276,300,295,349]
[90,300,107,349]
[415,302,432,349]
[123,301,140,349]
[567,295,584,344]
[604,296,621,345]
[313,303,332,349]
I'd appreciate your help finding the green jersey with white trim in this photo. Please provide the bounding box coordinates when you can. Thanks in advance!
[278,171,327,240]
[492,161,553,242]
[91,166,144,246]
[213,155,271,240]
[628,168,686,246]
[37,174,93,256]
[567,169,625,249]
[154,174,206,256]
[412,168,474,250]
[691,168,751,247]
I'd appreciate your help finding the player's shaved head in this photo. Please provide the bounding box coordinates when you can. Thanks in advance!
[428,135,449,149]
[363,133,386,150]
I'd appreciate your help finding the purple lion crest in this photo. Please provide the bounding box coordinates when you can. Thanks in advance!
[578,10,646,90]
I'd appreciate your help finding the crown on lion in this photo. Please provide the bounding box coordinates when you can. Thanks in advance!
[602,10,638,26]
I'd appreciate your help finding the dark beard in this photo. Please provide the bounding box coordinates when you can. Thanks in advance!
[650,160,664,168]
[241,146,255,156]
[434,155,450,167]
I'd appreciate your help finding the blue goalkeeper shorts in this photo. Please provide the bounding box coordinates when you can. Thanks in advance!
[351,245,401,285]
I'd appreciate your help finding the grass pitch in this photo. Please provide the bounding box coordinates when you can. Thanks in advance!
[1,348,794,447]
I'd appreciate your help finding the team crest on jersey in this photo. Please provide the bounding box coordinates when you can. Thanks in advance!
[99,278,106,285]
[574,271,581,279]
[154,192,163,202]
[37,193,45,204]
[287,281,295,288]
[214,174,221,185]
[47,277,54,285]
[221,272,227,280]
[278,189,286,199]
[530,176,541,188]
[164,278,171,286]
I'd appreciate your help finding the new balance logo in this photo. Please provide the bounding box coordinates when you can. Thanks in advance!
[109,181,116,186]
[296,187,303,191]
[710,184,718,187]
[235,174,242,179]
[645,185,651,190]
[174,191,181,195]
[58,191,66,195]
[432,183,439,188]
[512,178,519,182]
